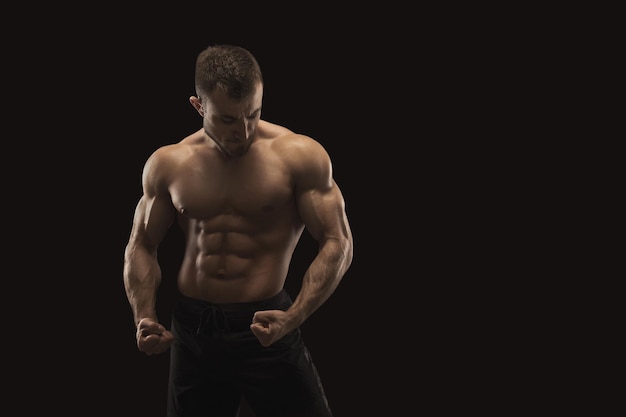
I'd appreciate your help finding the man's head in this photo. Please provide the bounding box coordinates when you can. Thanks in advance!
[193,44,263,100]
[189,45,264,157]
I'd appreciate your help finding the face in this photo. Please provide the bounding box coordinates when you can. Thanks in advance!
[192,82,263,158]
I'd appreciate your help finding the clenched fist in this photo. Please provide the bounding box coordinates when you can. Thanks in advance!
[136,318,174,355]
[250,309,293,347]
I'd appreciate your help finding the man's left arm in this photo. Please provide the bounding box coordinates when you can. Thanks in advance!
[288,179,354,327]
[250,139,353,346]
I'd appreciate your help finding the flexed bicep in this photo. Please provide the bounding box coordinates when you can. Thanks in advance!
[135,194,176,250]
[297,182,350,245]
[124,148,179,328]
[131,147,179,250]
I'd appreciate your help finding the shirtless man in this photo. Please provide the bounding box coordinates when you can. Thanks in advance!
[123,44,353,416]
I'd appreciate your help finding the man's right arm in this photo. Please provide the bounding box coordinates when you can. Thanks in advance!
[123,150,176,327]
[123,150,178,355]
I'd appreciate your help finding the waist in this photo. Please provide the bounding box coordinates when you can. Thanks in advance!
[178,289,291,315]
[174,289,292,334]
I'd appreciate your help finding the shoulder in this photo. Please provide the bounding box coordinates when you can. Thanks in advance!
[145,130,204,170]
[142,132,203,190]
[270,133,333,190]
[257,120,331,167]
[144,143,189,175]
[261,123,328,158]
[277,134,329,163]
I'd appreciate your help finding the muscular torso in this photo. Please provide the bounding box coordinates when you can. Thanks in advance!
[165,125,305,303]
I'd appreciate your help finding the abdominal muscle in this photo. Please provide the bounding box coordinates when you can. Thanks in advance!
[176,219,300,304]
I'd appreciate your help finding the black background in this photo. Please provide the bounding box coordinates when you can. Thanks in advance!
[13,9,413,417]
[5,5,525,416]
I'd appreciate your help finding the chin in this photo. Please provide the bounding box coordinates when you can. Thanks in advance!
[226,146,248,158]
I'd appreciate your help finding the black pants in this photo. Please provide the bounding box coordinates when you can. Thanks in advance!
[167,290,333,417]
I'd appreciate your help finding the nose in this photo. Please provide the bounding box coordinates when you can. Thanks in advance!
[233,119,250,140]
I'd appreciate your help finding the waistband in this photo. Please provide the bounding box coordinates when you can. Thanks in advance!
[175,289,292,335]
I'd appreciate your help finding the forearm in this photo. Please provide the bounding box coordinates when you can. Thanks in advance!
[287,237,352,328]
[123,246,163,326]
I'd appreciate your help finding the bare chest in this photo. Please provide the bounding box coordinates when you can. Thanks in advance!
[169,159,294,220]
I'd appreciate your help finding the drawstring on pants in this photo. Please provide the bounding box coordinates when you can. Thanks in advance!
[195,304,229,336]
